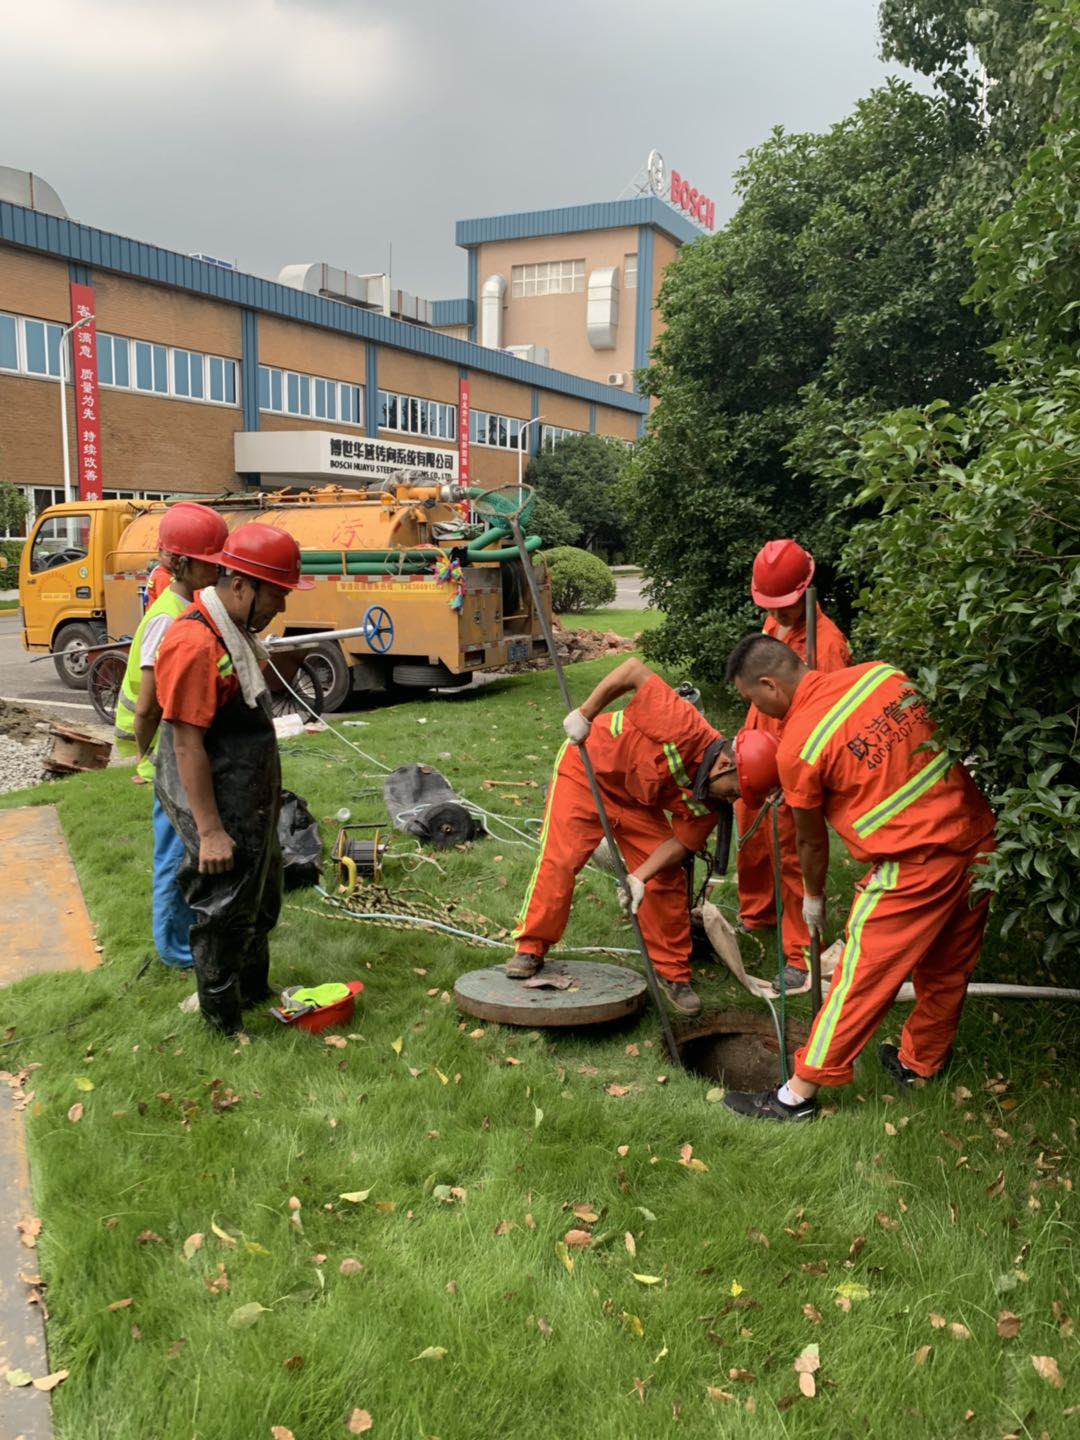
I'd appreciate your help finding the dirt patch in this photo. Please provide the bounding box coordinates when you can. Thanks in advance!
[677,1008,811,1091]
[0,699,46,746]
[502,621,637,673]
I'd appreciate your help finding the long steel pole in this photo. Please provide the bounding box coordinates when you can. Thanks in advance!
[508,509,682,1066]
[804,584,823,1015]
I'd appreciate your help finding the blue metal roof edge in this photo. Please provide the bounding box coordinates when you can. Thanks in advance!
[0,201,647,416]
[431,297,472,326]
[455,196,702,249]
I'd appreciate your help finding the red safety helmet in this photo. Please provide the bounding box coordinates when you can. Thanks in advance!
[218,523,314,591]
[158,503,229,562]
[751,539,815,609]
[734,728,780,809]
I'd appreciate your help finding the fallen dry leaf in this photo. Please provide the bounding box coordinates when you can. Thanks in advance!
[107,1298,134,1312]
[493,1220,513,1237]
[572,1204,599,1223]
[803,1304,823,1324]
[605,1083,631,1098]
[537,1316,553,1339]
[67,1103,84,1124]
[324,1035,347,1050]
[32,1370,68,1392]
[347,1411,374,1435]
[633,1273,661,1286]
[74,1076,94,1092]
[913,1344,932,1367]
[17,1216,41,1249]
[1030,1354,1063,1389]
[183,1233,204,1261]
[728,1367,756,1383]
[949,1323,972,1341]
[339,1258,364,1277]
[625,1232,636,1258]
[623,1311,644,1338]
[884,1121,898,1136]
[929,1312,947,1329]
[986,1170,1006,1199]
[283,1355,305,1371]
[706,1387,736,1403]
[270,1429,295,1440]
[794,1342,820,1398]
[616,1145,630,1157]
[137,1230,164,1246]
[412,1346,447,1361]
[747,1228,770,1249]
[5,1369,32,1388]
[564,1229,592,1248]
[996,1310,1021,1339]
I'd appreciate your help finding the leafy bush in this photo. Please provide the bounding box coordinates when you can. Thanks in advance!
[527,435,632,561]
[526,495,581,551]
[542,546,616,613]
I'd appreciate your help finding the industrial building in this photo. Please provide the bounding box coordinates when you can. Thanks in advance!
[0,162,704,540]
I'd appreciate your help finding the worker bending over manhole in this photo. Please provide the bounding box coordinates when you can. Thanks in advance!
[153,525,313,1037]
[721,636,996,1122]
[508,658,778,1018]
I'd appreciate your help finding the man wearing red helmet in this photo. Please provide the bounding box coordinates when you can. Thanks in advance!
[114,503,230,968]
[154,523,314,1035]
[722,635,995,1122]
[509,658,779,1017]
[736,540,851,990]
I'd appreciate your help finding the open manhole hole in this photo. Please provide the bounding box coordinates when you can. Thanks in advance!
[676,1008,811,1091]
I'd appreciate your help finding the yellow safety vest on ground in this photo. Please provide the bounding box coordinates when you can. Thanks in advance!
[115,587,188,781]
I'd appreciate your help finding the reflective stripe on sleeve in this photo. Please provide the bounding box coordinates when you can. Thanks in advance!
[800,664,899,766]
[610,711,624,736]
[852,751,954,839]
[662,741,710,817]
[512,740,569,939]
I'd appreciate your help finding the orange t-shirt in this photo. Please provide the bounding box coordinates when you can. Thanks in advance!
[743,604,851,740]
[147,564,173,605]
[154,596,240,730]
[579,674,723,850]
[776,662,995,863]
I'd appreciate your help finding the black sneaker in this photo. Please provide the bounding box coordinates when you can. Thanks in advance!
[723,1086,817,1123]
[879,1042,946,1087]
[657,977,702,1017]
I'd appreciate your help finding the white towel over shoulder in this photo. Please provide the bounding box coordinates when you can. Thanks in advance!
[198,586,269,709]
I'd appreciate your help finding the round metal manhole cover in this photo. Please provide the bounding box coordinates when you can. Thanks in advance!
[454,961,647,1028]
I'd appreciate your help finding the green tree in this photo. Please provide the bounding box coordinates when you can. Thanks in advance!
[628,80,999,679]
[526,435,631,561]
[0,481,28,571]
[525,495,580,551]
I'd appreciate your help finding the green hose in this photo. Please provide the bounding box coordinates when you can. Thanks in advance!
[466,535,543,561]
[302,549,444,564]
[301,563,431,576]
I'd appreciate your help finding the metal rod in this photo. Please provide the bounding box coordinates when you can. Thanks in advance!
[264,625,374,651]
[508,511,682,1067]
[804,582,823,1015]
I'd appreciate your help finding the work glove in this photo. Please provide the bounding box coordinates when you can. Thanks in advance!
[618,874,647,917]
[802,892,826,938]
[563,709,592,744]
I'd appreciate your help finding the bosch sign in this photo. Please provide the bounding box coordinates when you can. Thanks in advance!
[669,170,715,230]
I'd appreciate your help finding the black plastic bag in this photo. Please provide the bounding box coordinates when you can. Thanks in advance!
[383,764,484,849]
[278,789,323,889]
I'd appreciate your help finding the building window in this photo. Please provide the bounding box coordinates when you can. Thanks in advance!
[540,424,584,452]
[92,332,237,407]
[134,340,169,394]
[23,319,65,377]
[511,260,585,298]
[377,390,457,440]
[173,349,205,399]
[259,365,362,426]
[97,333,130,388]
[624,254,638,289]
[0,312,18,372]
[470,409,526,450]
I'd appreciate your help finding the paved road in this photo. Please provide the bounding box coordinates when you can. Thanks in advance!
[0,611,96,723]
[609,571,645,609]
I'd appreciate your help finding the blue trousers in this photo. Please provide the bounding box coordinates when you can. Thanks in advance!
[152,794,196,968]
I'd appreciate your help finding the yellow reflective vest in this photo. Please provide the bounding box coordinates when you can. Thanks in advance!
[115,587,188,781]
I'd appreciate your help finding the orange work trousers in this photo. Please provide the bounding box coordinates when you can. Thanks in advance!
[514,745,693,982]
[794,840,994,1087]
[735,798,811,970]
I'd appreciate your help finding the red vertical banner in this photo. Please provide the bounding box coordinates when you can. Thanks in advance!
[458,376,471,485]
[69,282,103,500]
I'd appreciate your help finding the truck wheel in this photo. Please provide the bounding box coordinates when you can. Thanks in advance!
[87,651,127,725]
[53,622,102,690]
[392,662,473,689]
[303,642,353,712]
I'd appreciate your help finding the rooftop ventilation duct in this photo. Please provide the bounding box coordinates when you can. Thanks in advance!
[278,262,433,325]
[504,344,550,366]
[480,274,506,349]
[0,167,68,218]
[586,267,620,350]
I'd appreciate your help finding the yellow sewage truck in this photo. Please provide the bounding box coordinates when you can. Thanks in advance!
[17,482,551,709]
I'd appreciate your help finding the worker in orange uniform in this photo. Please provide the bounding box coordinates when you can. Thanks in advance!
[509,658,780,1017]
[153,525,313,1036]
[721,635,996,1122]
[736,540,851,990]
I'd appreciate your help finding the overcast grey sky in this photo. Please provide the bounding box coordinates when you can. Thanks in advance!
[2,0,915,298]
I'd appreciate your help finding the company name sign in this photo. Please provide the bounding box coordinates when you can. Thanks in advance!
[669,170,715,230]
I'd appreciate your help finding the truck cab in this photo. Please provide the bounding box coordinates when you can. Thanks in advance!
[19,500,147,687]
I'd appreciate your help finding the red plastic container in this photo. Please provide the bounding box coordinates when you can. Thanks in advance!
[290,981,365,1034]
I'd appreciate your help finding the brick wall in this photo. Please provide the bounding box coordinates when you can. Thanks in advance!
[0,246,71,322]
[258,316,365,383]
[378,350,458,403]
[92,273,240,355]
[100,389,242,495]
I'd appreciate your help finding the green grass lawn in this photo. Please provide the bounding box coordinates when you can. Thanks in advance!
[562,608,663,638]
[0,654,1074,1440]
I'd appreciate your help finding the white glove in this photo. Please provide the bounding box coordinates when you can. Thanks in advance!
[563,709,592,744]
[802,893,826,937]
[618,874,647,917]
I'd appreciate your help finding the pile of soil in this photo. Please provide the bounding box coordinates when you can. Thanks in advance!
[0,700,50,796]
[0,699,43,746]
[503,621,638,673]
